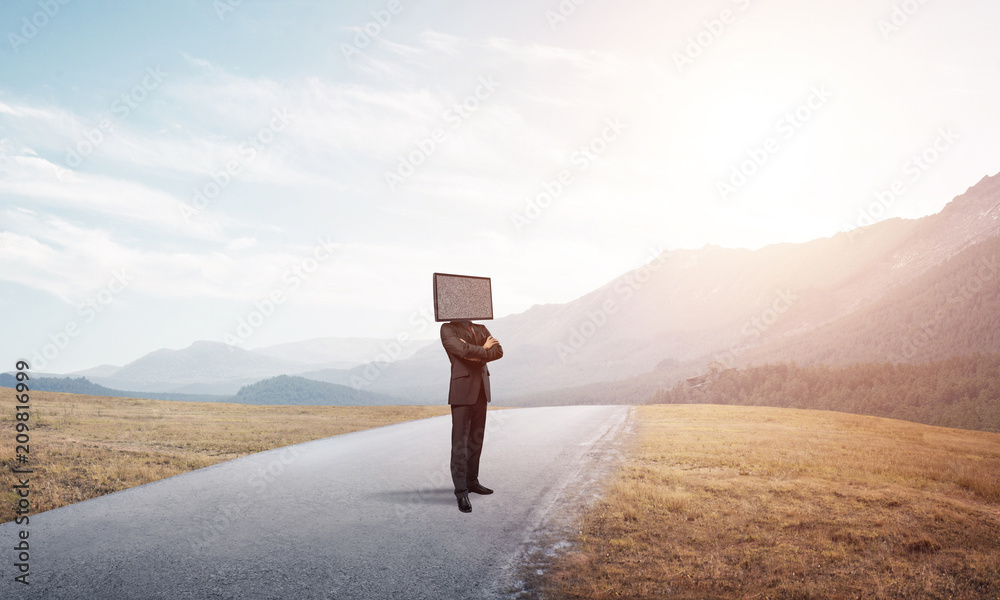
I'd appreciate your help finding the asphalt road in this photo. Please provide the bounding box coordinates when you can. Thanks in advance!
[1,405,632,599]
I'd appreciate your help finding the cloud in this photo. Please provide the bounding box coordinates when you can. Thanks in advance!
[486,37,595,67]
[225,237,258,252]
[0,140,222,240]
[417,31,464,57]
[0,101,60,121]
[0,212,139,303]
[0,208,342,304]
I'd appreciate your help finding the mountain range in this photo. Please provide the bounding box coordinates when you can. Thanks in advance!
[26,170,1000,406]
[57,337,435,396]
[0,372,401,406]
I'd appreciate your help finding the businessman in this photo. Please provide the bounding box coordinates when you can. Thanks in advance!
[440,319,503,513]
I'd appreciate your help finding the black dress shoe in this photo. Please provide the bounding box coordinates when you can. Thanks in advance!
[457,493,472,513]
[468,481,493,495]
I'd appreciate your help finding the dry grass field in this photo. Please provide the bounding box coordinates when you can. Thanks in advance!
[543,404,1000,600]
[0,388,450,524]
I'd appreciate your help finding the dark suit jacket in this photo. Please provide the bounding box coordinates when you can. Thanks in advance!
[440,320,503,405]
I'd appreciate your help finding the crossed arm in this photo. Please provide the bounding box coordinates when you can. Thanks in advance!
[441,324,503,364]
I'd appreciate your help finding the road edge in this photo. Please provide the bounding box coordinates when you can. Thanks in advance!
[490,404,637,599]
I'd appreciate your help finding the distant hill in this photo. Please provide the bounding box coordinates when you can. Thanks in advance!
[84,338,438,396]
[650,354,1000,433]
[732,233,1000,366]
[233,375,408,405]
[0,372,413,406]
[299,341,449,403]
[91,340,315,394]
[69,364,122,378]
[0,373,224,403]
[111,340,310,383]
[499,358,694,407]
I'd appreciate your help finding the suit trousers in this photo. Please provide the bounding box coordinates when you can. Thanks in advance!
[450,385,488,495]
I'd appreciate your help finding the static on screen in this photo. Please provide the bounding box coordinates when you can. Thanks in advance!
[433,273,493,322]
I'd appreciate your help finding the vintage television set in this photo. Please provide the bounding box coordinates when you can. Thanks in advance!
[432,272,493,322]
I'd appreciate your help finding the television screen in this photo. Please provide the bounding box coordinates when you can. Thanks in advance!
[432,273,493,321]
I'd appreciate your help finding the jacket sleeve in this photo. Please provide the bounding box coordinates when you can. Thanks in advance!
[481,325,503,363]
[440,323,488,362]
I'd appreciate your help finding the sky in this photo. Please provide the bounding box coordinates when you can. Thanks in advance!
[2,0,999,372]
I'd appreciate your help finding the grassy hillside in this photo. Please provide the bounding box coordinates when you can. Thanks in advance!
[542,404,1000,600]
[0,373,225,402]
[234,374,404,405]
[0,372,405,406]
[740,234,1000,367]
[651,355,1000,433]
[0,388,450,524]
